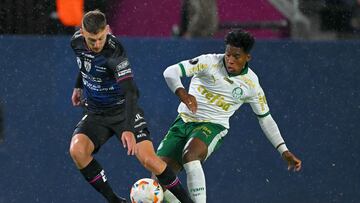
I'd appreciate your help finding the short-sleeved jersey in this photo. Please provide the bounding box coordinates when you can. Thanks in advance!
[70,31,135,112]
[177,54,270,129]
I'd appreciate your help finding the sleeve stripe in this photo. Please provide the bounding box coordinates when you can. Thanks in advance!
[178,63,186,77]
[276,142,285,149]
[257,111,270,118]
[116,75,133,82]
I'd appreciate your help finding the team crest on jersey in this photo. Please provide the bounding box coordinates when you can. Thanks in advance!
[232,87,244,101]
[189,58,199,65]
[84,60,91,72]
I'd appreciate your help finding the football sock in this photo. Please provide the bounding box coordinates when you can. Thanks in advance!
[163,189,181,203]
[156,166,194,203]
[184,160,206,203]
[80,158,121,203]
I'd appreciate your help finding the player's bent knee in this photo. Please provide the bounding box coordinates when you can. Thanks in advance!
[69,134,93,161]
[182,150,206,163]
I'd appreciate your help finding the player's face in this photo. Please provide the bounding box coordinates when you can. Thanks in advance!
[81,25,109,53]
[224,45,251,74]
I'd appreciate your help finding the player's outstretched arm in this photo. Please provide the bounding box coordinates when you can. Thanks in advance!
[282,151,302,172]
[258,114,302,172]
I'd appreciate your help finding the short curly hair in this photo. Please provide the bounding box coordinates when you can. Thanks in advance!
[224,29,255,53]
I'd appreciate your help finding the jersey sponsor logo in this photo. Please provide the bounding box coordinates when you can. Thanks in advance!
[223,77,234,84]
[81,53,95,59]
[240,76,255,88]
[116,60,130,71]
[189,63,208,75]
[117,69,132,77]
[95,65,106,70]
[189,58,199,65]
[136,132,147,139]
[83,80,114,91]
[197,85,232,111]
[194,126,212,137]
[95,65,106,73]
[134,113,143,122]
[232,87,244,101]
[81,72,102,82]
[258,93,267,111]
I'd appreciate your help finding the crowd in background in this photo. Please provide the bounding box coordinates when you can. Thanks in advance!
[0,0,359,38]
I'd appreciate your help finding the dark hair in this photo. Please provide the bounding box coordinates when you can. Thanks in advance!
[224,29,255,53]
[82,10,107,34]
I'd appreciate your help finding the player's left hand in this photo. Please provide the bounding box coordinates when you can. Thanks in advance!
[121,131,137,155]
[282,151,302,172]
[175,88,197,113]
[71,88,83,106]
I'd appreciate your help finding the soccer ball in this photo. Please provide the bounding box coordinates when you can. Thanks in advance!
[130,178,164,203]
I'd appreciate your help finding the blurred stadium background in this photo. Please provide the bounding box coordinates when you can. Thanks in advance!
[0,0,359,202]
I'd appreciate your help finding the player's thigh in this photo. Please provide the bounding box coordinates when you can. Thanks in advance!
[188,122,228,161]
[156,117,189,166]
[73,114,114,154]
[112,107,153,143]
[182,137,209,162]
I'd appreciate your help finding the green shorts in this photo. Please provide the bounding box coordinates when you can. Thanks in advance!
[157,116,228,165]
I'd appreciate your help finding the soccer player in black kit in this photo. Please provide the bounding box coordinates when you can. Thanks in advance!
[69,10,193,203]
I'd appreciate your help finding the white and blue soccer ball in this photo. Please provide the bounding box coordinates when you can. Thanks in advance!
[130,178,164,203]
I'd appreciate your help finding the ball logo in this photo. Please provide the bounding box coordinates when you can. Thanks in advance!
[232,87,243,101]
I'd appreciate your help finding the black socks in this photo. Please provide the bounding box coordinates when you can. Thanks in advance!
[156,166,194,203]
[80,159,123,203]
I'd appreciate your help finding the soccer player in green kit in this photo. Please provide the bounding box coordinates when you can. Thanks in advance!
[157,29,302,203]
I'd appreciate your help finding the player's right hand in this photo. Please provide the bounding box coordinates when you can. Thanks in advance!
[176,88,197,113]
[121,131,137,156]
[71,88,82,106]
[282,151,302,172]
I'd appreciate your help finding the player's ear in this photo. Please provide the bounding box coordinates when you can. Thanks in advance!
[246,54,251,62]
[105,25,110,34]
